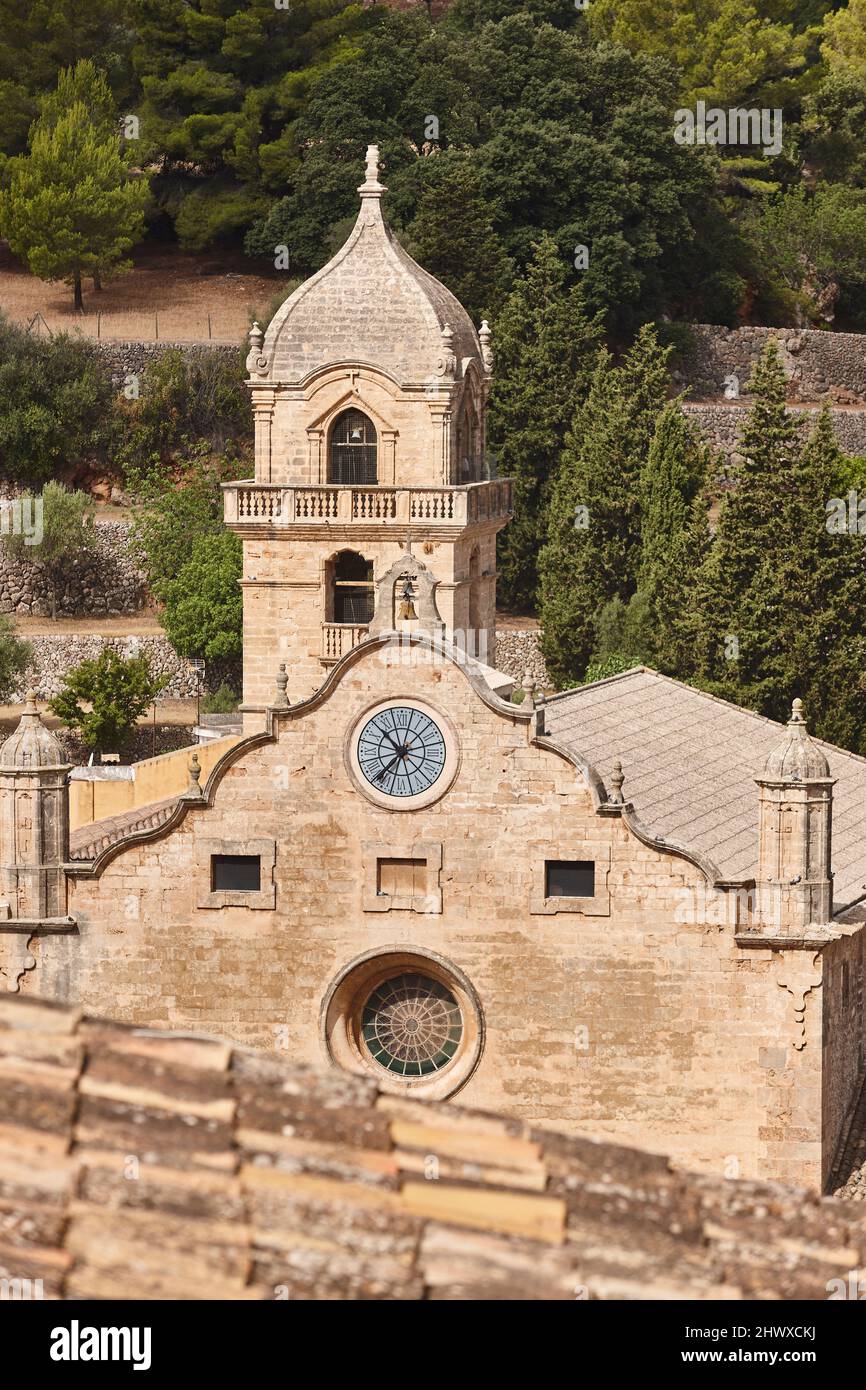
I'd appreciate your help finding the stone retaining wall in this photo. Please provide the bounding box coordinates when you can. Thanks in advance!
[91,340,241,386]
[12,634,202,703]
[675,324,866,403]
[494,628,548,687]
[682,402,866,471]
[0,520,145,616]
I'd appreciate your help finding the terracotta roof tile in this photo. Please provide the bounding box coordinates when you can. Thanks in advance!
[1,994,865,1299]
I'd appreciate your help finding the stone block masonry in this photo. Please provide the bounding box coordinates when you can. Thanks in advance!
[683,401,866,472]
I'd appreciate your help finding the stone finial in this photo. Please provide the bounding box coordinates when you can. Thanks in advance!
[608,759,625,805]
[522,671,536,704]
[245,320,269,377]
[358,143,385,198]
[440,323,456,378]
[274,663,289,709]
[185,752,204,800]
[479,319,493,373]
[761,698,831,783]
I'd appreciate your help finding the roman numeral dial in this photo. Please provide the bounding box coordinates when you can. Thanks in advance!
[357,705,447,798]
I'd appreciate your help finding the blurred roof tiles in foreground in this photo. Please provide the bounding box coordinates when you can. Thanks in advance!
[1,994,865,1301]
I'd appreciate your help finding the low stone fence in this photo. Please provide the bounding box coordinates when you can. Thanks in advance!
[494,628,548,687]
[675,324,866,403]
[11,634,203,703]
[0,520,146,616]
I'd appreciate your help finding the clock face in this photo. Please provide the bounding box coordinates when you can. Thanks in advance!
[356,705,447,799]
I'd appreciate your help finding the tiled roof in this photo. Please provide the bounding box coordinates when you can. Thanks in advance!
[1,994,865,1301]
[69,797,180,862]
[546,667,866,911]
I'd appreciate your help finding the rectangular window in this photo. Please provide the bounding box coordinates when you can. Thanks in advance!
[377,857,426,896]
[211,854,261,893]
[545,860,595,899]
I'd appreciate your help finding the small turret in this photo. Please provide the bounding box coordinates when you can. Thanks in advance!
[0,694,71,920]
[755,700,834,932]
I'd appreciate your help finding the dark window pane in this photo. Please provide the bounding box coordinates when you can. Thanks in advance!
[334,586,374,623]
[329,409,377,484]
[546,860,594,898]
[212,854,261,892]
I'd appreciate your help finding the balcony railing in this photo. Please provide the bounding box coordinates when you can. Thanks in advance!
[321,622,370,662]
[224,479,513,529]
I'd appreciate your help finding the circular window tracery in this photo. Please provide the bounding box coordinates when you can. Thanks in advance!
[361,972,463,1077]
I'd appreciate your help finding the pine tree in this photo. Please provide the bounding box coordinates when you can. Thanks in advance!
[488,234,603,610]
[538,325,671,687]
[0,95,147,309]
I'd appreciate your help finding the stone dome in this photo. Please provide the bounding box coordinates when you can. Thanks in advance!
[761,699,831,781]
[0,693,66,769]
[253,146,483,388]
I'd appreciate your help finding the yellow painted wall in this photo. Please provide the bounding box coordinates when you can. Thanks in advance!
[69,736,242,830]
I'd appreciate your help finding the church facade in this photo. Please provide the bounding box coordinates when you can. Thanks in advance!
[1,149,865,1194]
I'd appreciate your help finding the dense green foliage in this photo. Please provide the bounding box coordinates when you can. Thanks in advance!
[0,319,116,484]
[49,647,163,753]
[538,327,673,683]
[1,0,864,327]
[541,336,866,755]
[489,234,602,609]
[157,530,243,664]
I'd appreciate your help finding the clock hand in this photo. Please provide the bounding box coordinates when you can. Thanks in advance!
[374,752,405,783]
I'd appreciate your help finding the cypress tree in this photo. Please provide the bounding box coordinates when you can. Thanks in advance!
[488,234,602,610]
[686,339,804,710]
[538,325,671,687]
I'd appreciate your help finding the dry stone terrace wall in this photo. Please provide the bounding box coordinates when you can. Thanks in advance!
[0,519,145,616]
[494,628,548,687]
[90,339,241,386]
[682,401,866,474]
[675,323,866,402]
[12,634,202,703]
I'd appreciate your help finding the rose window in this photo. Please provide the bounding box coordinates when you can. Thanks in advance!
[360,972,463,1077]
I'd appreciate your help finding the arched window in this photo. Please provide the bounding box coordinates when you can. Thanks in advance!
[329,409,378,485]
[332,550,375,624]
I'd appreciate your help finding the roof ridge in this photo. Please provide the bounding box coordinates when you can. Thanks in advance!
[550,667,866,768]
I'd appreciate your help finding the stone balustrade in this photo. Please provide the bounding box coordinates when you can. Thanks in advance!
[321,622,370,662]
[223,479,513,530]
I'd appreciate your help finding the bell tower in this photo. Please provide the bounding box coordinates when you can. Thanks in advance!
[224,146,512,728]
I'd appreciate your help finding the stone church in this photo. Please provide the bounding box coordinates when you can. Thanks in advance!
[1,148,865,1193]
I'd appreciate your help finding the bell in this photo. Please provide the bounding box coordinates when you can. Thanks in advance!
[396,579,417,621]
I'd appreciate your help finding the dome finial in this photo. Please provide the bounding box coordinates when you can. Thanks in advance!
[760,697,831,782]
[358,144,385,199]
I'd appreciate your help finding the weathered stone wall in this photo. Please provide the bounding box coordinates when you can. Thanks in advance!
[822,928,866,1184]
[494,628,548,686]
[32,641,834,1189]
[0,521,145,616]
[676,323,866,402]
[12,634,202,702]
[90,340,241,387]
[682,401,866,472]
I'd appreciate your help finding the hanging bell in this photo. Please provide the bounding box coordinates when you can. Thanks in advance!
[396,578,417,621]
